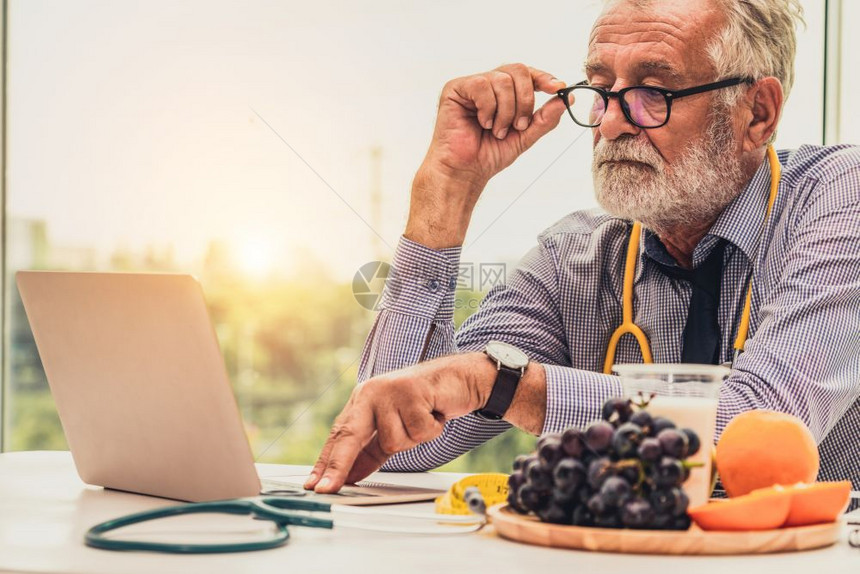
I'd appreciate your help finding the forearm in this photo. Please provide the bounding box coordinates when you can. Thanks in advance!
[403,166,484,249]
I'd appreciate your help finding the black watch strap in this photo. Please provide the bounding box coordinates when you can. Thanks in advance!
[476,364,523,420]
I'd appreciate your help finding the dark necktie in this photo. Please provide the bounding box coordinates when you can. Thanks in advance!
[652,241,726,364]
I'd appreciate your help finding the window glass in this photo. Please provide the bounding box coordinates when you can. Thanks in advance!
[2,1,828,472]
[775,0,825,148]
[839,1,860,143]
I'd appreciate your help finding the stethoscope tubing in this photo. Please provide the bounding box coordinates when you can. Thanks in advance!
[85,498,333,553]
[84,497,485,553]
[603,145,781,373]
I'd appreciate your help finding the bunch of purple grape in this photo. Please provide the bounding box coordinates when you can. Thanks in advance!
[507,397,700,530]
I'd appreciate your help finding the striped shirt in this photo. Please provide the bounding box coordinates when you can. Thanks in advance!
[359,144,860,489]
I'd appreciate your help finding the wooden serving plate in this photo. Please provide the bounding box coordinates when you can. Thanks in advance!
[488,504,840,555]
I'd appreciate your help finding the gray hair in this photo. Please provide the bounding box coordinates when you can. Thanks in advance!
[601,0,805,107]
[708,0,805,108]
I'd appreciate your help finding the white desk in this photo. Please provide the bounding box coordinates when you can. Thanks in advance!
[1,451,857,574]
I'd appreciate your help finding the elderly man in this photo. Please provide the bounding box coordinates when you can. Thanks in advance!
[306,0,859,494]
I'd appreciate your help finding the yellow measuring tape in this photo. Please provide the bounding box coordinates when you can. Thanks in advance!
[435,473,510,515]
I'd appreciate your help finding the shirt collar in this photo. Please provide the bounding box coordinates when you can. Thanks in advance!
[706,154,775,263]
[638,154,775,271]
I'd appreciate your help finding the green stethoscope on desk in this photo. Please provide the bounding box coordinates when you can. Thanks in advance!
[85,497,332,554]
[85,495,486,554]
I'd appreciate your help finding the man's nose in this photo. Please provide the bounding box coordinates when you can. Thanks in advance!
[598,96,641,141]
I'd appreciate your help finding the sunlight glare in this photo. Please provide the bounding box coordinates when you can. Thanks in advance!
[236,236,274,279]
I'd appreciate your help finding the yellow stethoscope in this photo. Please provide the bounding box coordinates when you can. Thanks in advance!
[602,145,781,374]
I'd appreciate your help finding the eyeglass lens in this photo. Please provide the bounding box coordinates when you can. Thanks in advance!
[565,86,669,128]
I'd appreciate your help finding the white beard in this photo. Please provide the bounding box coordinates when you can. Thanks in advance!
[592,112,746,234]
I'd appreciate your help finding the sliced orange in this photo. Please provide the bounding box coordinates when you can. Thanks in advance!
[688,486,792,531]
[782,481,851,527]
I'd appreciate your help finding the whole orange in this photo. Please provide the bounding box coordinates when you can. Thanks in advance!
[716,410,819,498]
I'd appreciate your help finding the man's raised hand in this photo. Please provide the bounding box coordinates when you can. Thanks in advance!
[406,65,566,248]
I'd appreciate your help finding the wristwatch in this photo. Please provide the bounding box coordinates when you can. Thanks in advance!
[474,341,530,421]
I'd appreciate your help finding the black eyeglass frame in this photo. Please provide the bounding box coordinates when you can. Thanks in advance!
[556,77,755,129]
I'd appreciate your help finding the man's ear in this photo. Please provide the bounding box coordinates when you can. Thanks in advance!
[742,77,783,151]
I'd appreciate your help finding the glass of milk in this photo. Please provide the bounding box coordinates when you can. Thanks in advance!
[612,363,730,509]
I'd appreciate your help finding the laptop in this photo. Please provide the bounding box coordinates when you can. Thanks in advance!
[16,271,444,504]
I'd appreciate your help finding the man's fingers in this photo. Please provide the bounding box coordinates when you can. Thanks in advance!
[309,394,446,493]
[451,76,496,130]
[488,71,516,139]
[304,393,359,490]
[344,434,390,485]
[400,405,444,445]
[306,397,377,493]
[343,409,443,486]
[518,97,567,150]
[450,66,564,138]
[304,423,358,491]
[529,66,567,94]
[312,426,368,493]
[507,64,536,132]
[492,64,562,136]
[304,438,335,490]
[374,405,414,456]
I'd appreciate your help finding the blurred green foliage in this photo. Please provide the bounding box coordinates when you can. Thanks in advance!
[6,273,534,474]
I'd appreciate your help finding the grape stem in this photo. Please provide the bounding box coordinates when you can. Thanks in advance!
[613,459,647,491]
[632,392,658,409]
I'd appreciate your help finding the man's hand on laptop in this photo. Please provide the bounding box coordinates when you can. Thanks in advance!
[304,353,495,493]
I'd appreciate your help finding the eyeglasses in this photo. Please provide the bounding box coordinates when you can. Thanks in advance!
[556,77,753,129]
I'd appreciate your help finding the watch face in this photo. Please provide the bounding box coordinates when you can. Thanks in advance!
[486,341,529,369]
